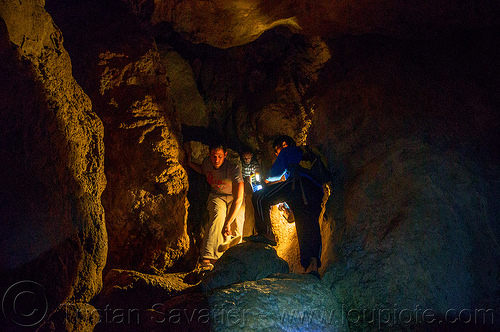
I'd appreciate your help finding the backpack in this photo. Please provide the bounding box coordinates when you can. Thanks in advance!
[297,145,332,186]
[289,145,332,206]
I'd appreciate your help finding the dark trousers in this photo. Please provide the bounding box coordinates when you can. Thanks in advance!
[252,176,323,269]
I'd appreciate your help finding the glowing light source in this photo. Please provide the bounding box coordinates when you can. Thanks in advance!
[251,173,262,192]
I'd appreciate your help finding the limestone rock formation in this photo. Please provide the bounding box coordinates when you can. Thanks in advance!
[122,0,500,48]
[46,1,191,274]
[123,0,302,48]
[191,31,330,161]
[0,2,107,330]
[208,273,348,331]
[269,205,302,274]
[158,45,208,127]
[153,17,499,332]
[307,34,500,330]
[201,242,289,292]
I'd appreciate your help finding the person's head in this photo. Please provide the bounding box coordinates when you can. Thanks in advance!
[273,135,296,156]
[209,140,227,169]
[241,152,253,164]
[241,147,254,164]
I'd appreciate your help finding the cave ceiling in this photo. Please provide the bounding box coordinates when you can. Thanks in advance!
[122,0,500,48]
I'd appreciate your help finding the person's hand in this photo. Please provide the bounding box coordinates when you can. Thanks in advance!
[223,222,232,239]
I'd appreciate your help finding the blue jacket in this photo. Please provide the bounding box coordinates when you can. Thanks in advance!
[266,146,303,182]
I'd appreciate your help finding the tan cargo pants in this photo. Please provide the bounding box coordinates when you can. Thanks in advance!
[200,193,245,260]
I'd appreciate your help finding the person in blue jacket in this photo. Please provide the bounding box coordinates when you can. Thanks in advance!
[246,135,323,277]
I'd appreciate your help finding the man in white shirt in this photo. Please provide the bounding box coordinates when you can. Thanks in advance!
[185,140,245,268]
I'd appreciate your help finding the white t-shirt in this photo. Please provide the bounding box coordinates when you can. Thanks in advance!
[201,157,243,195]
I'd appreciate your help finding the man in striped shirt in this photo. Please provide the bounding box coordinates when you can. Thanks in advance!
[240,148,261,180]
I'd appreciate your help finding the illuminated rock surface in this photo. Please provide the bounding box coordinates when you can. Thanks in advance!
[95,269,195,312]
[208,273,347,331]
[123,0,500,48]
[158,45,208,127]
[201,242,289,292]
[0,1,107,327]
[46,1,191,274]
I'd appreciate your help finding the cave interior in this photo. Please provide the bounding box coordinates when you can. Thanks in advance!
[0,0,499,331]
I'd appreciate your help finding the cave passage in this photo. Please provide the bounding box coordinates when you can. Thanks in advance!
[1,0,499,331]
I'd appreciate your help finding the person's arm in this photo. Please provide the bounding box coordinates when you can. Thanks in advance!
[265,174,286,185]
[222,180,244,237]
[265,151,287,183]
[183,142,202,174]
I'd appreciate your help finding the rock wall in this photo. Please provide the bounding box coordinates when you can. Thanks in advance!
[322,141,499,330]
[310,33,500,330]
[157,46,207,127]
[170,29,331,166]
[0,0,106,329]
[46,0,191,274]
[123,0,500,48]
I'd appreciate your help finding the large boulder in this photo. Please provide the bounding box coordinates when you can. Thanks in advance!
[0,1,106,330]
[144,292,211,332]
[201,242,289,292]
[208,273,348,331]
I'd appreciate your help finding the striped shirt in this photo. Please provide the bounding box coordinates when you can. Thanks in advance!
[241,159,260,178]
